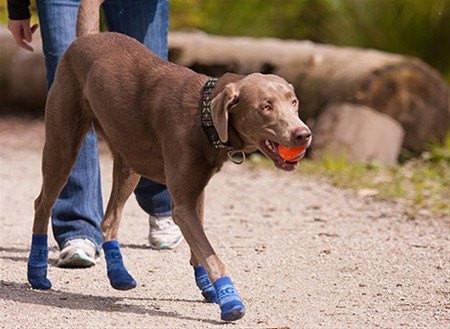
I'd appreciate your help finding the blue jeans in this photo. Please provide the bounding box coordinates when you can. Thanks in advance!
[36,0,172,251]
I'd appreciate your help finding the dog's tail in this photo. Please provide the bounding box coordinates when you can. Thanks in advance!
[76,0,104,37]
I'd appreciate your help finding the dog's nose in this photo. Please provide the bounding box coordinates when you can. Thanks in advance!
[292,127,311,146]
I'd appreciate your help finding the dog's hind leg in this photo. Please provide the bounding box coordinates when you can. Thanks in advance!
[101,153,140,290]
[28,65,91,289]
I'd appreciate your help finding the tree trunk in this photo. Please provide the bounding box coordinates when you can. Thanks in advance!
[169,32,450,152]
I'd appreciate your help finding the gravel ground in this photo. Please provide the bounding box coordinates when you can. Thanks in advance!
[0,117,449,329]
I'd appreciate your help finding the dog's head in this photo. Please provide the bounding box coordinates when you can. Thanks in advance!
[211,73,311,171]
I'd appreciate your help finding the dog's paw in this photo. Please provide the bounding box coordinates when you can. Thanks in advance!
[27,234,52,290]
[27,270,52,290]
[193,265,217,303]
[103,240,137,290]
[214,276,245,321]
[107,269,137,290]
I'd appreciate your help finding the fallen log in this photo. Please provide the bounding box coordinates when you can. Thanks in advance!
[0,27,46,112]
[169,31,450,153]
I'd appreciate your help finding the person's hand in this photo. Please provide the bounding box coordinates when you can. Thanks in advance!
[8,19,39,52]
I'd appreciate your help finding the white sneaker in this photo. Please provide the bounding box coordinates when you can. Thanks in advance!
[148,215,183,250]
[57,238,98,268]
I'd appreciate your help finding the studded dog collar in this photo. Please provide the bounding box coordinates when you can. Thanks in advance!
[200,78,246,164]
[200,78,233,150]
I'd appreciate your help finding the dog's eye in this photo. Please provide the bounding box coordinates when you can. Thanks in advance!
[261,103,273,112]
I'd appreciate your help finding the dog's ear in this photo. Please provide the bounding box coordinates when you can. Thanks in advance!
[211,83,240,143]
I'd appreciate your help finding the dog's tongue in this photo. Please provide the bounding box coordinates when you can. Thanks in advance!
[278,145,306,161]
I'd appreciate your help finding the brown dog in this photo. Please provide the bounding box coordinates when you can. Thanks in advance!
[27,2,311,322]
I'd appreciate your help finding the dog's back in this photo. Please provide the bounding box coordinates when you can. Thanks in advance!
[60,32,165,87]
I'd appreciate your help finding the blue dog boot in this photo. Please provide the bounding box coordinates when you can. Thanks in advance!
[214,276,245,321]
[193,265,217,303]
[27,234,52,290]
[103,240,137,290]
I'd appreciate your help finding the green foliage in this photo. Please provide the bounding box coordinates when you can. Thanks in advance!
[427,133,450,162]
[333,0,450,82]
[2,0,449,78]
[0,1,6,23]
[171,0,450,80]
[170,0,338,42]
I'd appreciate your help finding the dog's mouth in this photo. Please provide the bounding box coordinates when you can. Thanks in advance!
[258,139,306,171]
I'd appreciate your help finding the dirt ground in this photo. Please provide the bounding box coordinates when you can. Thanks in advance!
[0,116,449,329]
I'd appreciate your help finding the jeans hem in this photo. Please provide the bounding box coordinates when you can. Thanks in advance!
[150,211,172,218]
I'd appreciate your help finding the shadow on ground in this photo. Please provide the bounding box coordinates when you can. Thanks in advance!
[0,280,224,325]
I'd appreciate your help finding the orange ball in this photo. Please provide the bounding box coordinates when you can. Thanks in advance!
[278,145,306,161]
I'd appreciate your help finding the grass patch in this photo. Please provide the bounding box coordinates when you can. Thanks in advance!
[249,135,450,217]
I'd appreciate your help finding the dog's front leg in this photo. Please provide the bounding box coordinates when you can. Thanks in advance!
[189,192,218,304]
[167,165,246,321]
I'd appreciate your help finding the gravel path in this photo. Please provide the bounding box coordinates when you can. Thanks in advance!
[1,117,449,329]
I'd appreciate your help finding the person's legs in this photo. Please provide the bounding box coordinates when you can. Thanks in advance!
[103,0,181,249]
[37,0,103,266]
[102,0,168,59]
[133,179,171,217]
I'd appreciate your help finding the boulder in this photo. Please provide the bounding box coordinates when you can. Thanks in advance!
[312,103,404,165]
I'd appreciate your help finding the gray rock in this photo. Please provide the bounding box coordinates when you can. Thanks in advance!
[312,103,404,165]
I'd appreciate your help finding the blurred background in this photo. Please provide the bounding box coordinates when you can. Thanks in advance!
[170,0,450,82]
[3,0,448,79]
[0,0,449,215]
